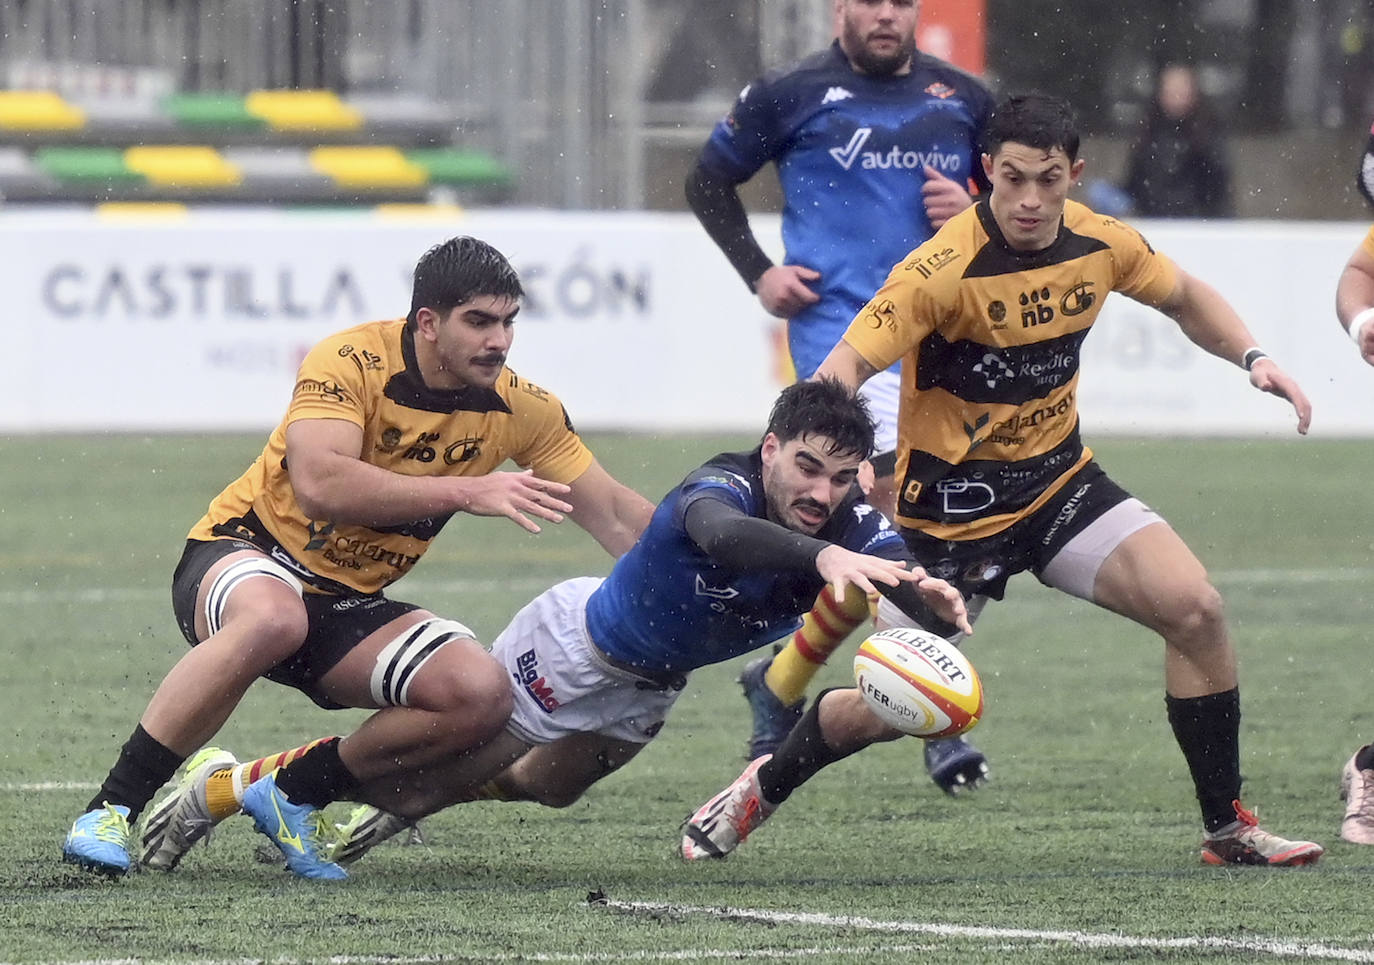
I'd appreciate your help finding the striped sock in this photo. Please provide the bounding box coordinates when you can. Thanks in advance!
[764,585,870,706]
[211,737,337,820]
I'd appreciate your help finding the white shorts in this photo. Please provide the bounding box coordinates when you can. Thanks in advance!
[490,577,687,746]
[858,368,900,456]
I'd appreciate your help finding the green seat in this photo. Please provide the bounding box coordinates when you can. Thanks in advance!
[164,93,265,130]
[34,147,144,183]
[404,148,512,188]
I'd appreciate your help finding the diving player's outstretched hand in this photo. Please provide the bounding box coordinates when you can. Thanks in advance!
[815,546,970,634]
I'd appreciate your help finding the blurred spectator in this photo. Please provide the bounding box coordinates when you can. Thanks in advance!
[1124,64,1232,218]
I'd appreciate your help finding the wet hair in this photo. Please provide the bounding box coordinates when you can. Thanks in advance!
[406,236,524,328]
[985,93,1081,163]
[764,377,876,460]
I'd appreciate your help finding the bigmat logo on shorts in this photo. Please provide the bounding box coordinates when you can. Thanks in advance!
[514,649,560,713]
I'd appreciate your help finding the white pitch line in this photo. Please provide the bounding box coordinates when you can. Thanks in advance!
[601,900,1374,962]
[42,945,943,964]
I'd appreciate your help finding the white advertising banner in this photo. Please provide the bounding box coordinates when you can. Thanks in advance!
[0,209,1370,435]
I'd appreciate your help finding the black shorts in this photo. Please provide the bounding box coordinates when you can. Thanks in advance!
[171,538,423,709]
[901,462,1132,601]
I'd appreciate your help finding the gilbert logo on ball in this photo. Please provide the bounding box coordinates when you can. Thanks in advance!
[853,626,983,738]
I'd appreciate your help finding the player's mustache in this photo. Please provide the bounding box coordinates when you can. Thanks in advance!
[473,353,507,366]
[792,498,828,517]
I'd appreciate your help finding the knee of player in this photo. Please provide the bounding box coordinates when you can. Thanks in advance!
[411,648,513,724]
[234,601,309,661]
[1155,581,1226,639]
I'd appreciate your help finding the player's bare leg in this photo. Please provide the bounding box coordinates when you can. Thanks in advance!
[1092,522,1322,866]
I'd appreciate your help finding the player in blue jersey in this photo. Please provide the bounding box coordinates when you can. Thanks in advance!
[686,0,994,793]
[147,379,971,873]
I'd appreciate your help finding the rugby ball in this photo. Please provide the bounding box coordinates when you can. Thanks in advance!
[853,626,983,738]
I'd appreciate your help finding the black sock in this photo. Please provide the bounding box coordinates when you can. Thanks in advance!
[84,724,184,821]
[272,738,360,808]
[1165,688,1242,833]
[758,688,859,806]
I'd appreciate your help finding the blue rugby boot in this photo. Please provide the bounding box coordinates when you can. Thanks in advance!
[63,803,133,876]
[240,772,347,880]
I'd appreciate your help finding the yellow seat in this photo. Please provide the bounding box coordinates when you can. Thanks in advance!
[309,146,427,188]
[246,90,362,131]
[0,90,84,130]
[124,146,241,187]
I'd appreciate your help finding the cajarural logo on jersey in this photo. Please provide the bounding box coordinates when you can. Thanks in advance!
[829,127,963,173]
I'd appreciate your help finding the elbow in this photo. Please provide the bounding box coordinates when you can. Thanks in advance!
[289,469,333,520]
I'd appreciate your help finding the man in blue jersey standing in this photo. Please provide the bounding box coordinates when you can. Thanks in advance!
[152,380,973,874]
[686,0,994,793]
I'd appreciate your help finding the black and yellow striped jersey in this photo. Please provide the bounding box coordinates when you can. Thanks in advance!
[189,318,594,594]
[842,198,1178,541]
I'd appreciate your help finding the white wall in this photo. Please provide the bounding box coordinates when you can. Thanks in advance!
[1,209,1369,436]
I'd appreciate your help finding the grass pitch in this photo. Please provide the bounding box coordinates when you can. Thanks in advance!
[3,432,1374,963]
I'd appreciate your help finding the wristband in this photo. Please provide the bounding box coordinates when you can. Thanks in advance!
[1349,307,1374,344]
[1240,347,1269,371]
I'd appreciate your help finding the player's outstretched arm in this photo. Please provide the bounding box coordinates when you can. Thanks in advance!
[285,418,572,532]
[1159,270,1312,434]
[1336,239,1374,366]
[563,458,655,557]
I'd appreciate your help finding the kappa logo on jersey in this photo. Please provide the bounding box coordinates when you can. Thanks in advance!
[829,127,965,173]
[822,86,854,105]
[514,649,560,713]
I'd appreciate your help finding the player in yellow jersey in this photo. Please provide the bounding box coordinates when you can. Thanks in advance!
[688,93,1324,866]
[61,236,654,879]
[1335,223,1374,843]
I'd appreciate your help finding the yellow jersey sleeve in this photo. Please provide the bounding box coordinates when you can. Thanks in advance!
[1090,211,1179,307]
[283,330,373,428]
[502,376,595,485]
[1361,225,1374,261]
[842,237,963,373]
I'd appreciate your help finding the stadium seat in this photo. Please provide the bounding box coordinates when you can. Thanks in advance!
[308,146,427,189]
[124,146,242,187]
[245,90,362,131]
[0,90,85,130]
[163,93,266,131]
[405,148,512,190]
[34,146,143,183]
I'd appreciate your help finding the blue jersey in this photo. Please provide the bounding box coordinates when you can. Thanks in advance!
[585,449,908,673]
[700,42,993,378]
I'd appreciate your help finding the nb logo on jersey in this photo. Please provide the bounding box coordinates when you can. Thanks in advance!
[822,86,854,105]
[1019,288,1056,328]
